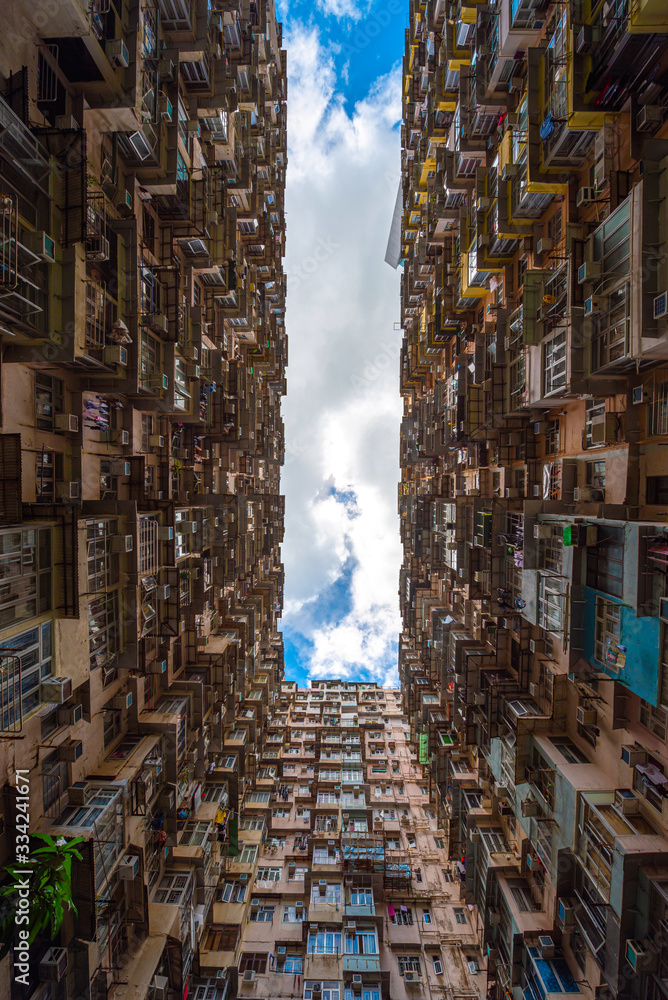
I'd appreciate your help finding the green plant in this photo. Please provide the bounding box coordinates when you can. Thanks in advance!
[0,834,85,956]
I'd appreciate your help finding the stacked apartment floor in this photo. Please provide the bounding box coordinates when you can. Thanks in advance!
[398,4,668,1000]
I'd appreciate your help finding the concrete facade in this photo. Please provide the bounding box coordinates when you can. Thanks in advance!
[397,5,668,1000]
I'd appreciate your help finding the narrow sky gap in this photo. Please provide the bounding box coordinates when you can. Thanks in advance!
[278,2,405,686]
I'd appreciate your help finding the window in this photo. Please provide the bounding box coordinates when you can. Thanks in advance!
[433,959,444,976]
[510,883,535,912]
[398,956,422,975]
[391,908,413,925]
[0,527,52,630]
[256,867,281,883]
[239,816,265,831]
[308,929,343,954]
[442,868,454,883]
[434,837,445,849]
[278,955,303,974]
[103,698,122,748]
[350,888,373,906]
[274,808,291,818]
[646,475,668,503]
[551,737,589,764]
[246,791,270,803]
[543,333,567,395]
[288,866,308,881]
[283,905,305,922]
[204,925,238,951]
[639,700,667,740]
[218,881,246,903]
[35,449,62,503]
[423,910,432,924]
[407,835,416,848]
[594,596,622,668]
[239,844,258,864]
[239,954,268,974]
[467,958,481,974]
[152,871,193,905]
[587,527,623,599]
[454,908,467,925]
[310,882,341,904]
[586,460,606,491]
[545,419,560,455]
[250,905,274,922]
[35,373,63,430]
[344,926,378,955]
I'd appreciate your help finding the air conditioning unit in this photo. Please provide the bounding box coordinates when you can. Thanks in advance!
[533,523,551,540]
[56,480,80,500]
[54,412,80,435]
[352,974,363,984]
[636,105,662,132]
[115,189,133,216]
[557,897,576,929]
[277,946,287,955]
[159,526,174,540]
[621,744,647,767]
[158,94,173,121]
[615,789,640,815]
[86,234,110,262]
[110,460,131,477]
[538,935,555,958]
[578,259,600,283]
[159,584,170,601]
[105,38,129,67]
[528,682,540,699]
[59,739,83,762]
[55,115,79,131]
[149,313,169,335]
[111,534,134,553]
[250,898,260,908]
[41,676,73,704]
[529,639,545,654]
[150,434,166,448]
[151,976,170,1000]
[114,429,131,447]
[576,706,597,727]
[489,908,501,926]
[118,854,139,879]
[242,970,256,984]
[584,295,607,316]
[404,973,423,983]
[295,900,303,910]
[39,947,68,981]
[113,692,133,710]
[25,230,56,262]
[186,119,201,134]
[68,781,91,805]
[653,291,668,319]
[160,788,175,810]
[186,749,198,764]
[576,24,599,53]
[632,386,648,405]
[536,238,553,255]
[576,186,597,208]
[188,364,201,378]
[104,345,128,366]
[626,939,658,973]
[58,704,83,726]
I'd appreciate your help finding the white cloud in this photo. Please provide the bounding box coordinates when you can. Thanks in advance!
[281,21,403,686]
[315,0,370,20]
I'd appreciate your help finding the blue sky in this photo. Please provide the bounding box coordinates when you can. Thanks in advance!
[276,0,405,687]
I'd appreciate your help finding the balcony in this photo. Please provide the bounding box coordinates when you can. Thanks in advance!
[342,955,381,973]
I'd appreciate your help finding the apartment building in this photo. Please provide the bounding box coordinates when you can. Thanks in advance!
[398,4,668,1000]
[211,680,484,1000]
[0,1,287,998]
